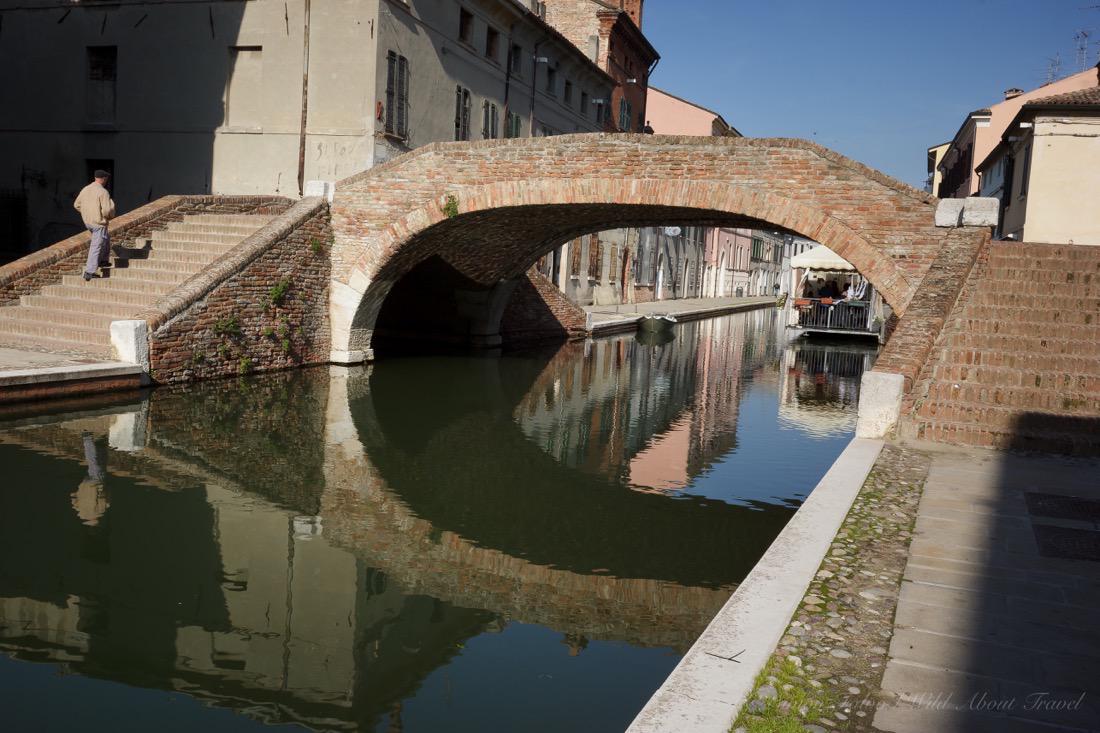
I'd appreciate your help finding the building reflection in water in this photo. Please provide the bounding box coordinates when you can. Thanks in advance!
[0,310,875,732]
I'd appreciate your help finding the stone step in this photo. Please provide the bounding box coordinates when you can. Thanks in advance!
[0,317,110,347]
[118,246,226,267]
[971,292,1100,310]
[982,267,1099,286]
[973,277,1100,297]
[954,317,1100,339]
[183,214,274,227]
[46,279,172,301]
[0,305,119,330]
[164,221,264,236]
[76,267,190,286]
[946,332,1100,358]
[932,363,1100,392]
[963,305,1099,326]
[21,293,142,318]
[937,347,1100,374]
[904,417,1100,455]
[985,256,1100,273]
[0,332,111,358]
[119,240,236,258]
[60,273,178,294]
[922,381,1100,413]
[148,230,250,246]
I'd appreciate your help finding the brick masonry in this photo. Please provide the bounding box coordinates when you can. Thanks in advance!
[0,195,289,307]
[500,269,588,344]
[139,198,332,384]
[329,134,989,360]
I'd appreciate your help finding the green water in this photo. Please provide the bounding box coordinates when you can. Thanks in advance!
[0,309,875,732]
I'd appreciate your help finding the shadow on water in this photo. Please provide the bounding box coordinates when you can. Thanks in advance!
[0,309,878,732]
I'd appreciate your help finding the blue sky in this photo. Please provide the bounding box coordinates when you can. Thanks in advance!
[645,0,1100,187]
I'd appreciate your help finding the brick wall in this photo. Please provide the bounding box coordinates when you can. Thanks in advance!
[501,269,588,344]
[0,195,289,306]
[141,198,332,384]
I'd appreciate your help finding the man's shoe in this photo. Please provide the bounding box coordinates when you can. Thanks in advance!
[82,272,95,281]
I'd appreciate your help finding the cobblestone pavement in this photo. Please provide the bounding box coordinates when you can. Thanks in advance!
[733,444,932,733]
[585,296,774,324]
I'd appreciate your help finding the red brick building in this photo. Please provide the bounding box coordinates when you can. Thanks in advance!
[543,0,659,132]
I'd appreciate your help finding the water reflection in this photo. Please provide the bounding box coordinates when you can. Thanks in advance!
[0,310,874,732]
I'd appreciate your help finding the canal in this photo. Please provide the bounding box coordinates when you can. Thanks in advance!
[0,309,876,732]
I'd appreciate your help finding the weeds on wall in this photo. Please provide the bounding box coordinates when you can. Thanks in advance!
[443,195,459,219]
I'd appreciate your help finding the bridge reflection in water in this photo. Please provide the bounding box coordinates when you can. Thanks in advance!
[0,310,874,732]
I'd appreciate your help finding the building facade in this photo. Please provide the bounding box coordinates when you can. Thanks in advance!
[0,0,613,260]
[976,87,1100,245]
[933,63,1099,199]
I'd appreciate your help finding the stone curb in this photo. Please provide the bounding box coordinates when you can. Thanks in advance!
[0,361,143,387]
[627,438,885,733]
[589,298,776,335]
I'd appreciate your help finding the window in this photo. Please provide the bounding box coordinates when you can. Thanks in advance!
[459,8,474,44]
[580,92,589,117]
[1019,144,1031,197]
[485,27,499,61]
[545,65,557,95]
[588,237,602,279]
[564,80,573,105]
[751,237,764,261]
[87,46,117,124]
[509,44,524,75]
[454,86,471,141]
[570,239,582,276]
[385,51,410,138]
[225,46,263,128]
[482,100,499,139]
[618,98,632,131]
[504,110,523,138]
[609,245,620,283]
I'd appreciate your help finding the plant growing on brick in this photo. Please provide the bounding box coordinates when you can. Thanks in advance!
[443,194,459,219]
[213,315,240,336]
[262,326,275,338]
[238,356,252,375]
[217,343,230,359]
[267,276,292,307]
[309,237,324,255]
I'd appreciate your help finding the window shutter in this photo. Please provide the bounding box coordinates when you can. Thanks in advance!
[483,100,490,138]
[385,52,396,134]
[455,86,462,140]
[396,55,409,137]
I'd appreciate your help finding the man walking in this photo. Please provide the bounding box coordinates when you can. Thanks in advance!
[74,169,116,281]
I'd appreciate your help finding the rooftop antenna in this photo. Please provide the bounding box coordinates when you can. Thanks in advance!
[1074,30,1092,71]
[1045,52,1063,83]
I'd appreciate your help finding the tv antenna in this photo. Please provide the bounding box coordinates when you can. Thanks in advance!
[1074,30,1092,71]
[1045,53,1063,83]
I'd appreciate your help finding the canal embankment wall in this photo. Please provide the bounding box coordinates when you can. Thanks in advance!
[628,437,885,733]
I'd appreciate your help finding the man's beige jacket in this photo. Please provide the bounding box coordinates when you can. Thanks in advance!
[74,182,116,228]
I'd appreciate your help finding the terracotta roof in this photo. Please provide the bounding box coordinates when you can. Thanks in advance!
[1023,86,1100,108]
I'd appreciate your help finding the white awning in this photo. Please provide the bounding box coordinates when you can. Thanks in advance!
[790,245,856,272]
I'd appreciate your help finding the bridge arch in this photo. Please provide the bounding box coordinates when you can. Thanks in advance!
[328,135,942,359]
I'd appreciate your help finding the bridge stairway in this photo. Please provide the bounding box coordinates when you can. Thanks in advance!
[901,242,1100,454]
[0,215,272,359]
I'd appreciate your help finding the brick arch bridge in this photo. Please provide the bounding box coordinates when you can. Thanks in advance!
[329,135,989,436]
[329,134,965,358]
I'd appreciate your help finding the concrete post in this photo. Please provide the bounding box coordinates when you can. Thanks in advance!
[855,370,905,438]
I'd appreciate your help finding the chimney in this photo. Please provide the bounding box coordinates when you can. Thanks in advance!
[1003,88,1024,101]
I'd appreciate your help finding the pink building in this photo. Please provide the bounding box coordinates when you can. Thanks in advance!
[646,87,748,297]
[936,63,1099,198]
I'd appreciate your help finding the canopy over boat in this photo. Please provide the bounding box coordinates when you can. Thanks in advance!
[790,245,856,272]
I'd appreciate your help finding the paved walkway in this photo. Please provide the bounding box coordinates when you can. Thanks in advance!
[0,345,107,372]
[585,296,775,333]
[874,446,1100,732]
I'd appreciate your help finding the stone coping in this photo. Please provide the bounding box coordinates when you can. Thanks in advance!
[628,438,885,733]
[135,197,326,331]
[0,361,143,388]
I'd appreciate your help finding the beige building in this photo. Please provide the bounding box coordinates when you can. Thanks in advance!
[933,63,1098,199]
[0,0,613,257]
[976,87,1100,245]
